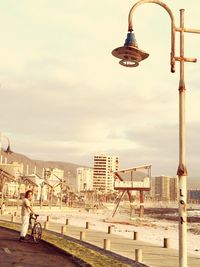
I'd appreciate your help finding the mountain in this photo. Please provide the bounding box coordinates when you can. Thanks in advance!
[0,150,87,186]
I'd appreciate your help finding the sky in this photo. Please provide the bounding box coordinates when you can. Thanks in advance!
[0,0,199,177]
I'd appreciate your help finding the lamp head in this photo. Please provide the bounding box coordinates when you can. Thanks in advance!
[5,144,13,154]
[112,32,149,67]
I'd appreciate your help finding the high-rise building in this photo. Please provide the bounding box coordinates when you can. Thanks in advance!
[170,176,178,201]
[93,154,119,192]
[155,175,170,201]
[154,175,178,201]
[76,167,93,192]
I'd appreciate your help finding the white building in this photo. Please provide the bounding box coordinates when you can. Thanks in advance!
[76,167,93,192]
[44,168,64,181]
[93,154,119,193]
[44,168,64,198]
[3,161,23,198]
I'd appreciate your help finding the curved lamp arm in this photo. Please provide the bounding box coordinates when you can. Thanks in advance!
[128,0,176,72]
[3,135,12,154]
[0,133,12,154]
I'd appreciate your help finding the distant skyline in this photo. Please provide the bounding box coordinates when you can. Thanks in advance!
[0,1,199,178]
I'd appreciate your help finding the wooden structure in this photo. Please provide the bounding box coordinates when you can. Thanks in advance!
[112,164,151,218]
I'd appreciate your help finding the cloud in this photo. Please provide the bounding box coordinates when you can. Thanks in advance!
[0,0,199,179]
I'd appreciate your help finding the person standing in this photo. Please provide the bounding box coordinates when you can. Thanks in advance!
[19,190,35,241]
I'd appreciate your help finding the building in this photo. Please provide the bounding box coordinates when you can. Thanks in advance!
[76,167,93,192]
[3,161,23,198]
[147,176,155,199]
[44,168,64,181]
[170,176,178,201]
[154,175,178,201]
[44,168,64,199]
[188,190,200,203]
[93,154,119,193]
[155,175,170,201]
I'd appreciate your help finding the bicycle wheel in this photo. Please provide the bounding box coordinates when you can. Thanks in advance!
[26,223,33,240]
[32,222,42,243]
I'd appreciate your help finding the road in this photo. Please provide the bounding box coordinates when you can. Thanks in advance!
[0,227,79,267]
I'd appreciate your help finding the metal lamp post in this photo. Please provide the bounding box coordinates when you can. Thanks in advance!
[0,133,12,163]
[0,133,13,201]
[112,1,200,267]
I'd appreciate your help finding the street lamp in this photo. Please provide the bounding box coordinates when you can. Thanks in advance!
[0,133,13,159]
[112,1,200,267]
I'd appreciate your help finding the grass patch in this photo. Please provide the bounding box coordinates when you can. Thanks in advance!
[0,220,131,267]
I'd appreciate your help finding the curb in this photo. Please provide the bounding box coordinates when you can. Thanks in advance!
[46,228,148,267]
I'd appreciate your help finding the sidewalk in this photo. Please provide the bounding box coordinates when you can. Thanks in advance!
[1,212,200,267]
[0,226,78,267]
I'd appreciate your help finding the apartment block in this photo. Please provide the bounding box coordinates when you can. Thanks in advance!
[76,167,93,192]
[93,154,119,192]
[170,176,178,201]
[154,175,178,201]
[155,175,170,201]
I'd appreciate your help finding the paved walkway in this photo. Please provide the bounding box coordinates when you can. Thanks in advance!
[1,213,200,267]
[0,227,78,267]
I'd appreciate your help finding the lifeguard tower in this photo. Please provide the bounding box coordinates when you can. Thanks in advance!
[112,164,151,218]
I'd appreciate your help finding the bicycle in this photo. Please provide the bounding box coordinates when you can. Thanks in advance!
[27,214,42,243]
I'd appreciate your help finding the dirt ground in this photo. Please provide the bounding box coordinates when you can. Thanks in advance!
[0,227,80,267]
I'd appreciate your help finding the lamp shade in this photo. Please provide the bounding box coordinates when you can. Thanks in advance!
[112,32,149,67]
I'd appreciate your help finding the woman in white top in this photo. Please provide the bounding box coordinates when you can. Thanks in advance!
[19,190,35,241]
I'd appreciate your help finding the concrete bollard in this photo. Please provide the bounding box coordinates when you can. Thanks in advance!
[135,249,142,262]
[104,239,111,250]
[44,221,49,230]
[47,215,51,222]
[0,210,3,215]
[80,231,86,241]
[164,238,170,248]
[108,225,114,234]
[11,215,15,222]
[133,231,139,240]
[86,222,91,229]
[61,225,66,235]
[66,219,69,225]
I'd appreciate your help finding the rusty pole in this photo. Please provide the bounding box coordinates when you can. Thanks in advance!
[112,2,200,266]
[177,9,187,267]
[128,3,199,267]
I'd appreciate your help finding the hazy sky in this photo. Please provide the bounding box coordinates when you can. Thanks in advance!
[0,0,199,177]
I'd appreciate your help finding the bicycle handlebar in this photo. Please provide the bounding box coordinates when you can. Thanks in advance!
[30,214,39,220]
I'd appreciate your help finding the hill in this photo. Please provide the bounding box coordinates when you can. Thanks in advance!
[0,150,87,186]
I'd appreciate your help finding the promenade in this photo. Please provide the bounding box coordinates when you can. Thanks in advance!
[1,209,200,267]
[0,227,78,267]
